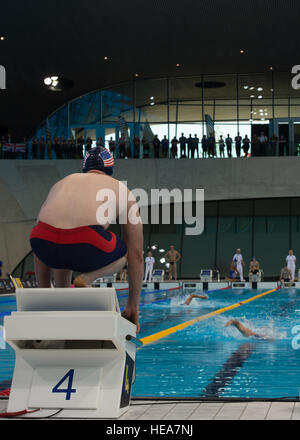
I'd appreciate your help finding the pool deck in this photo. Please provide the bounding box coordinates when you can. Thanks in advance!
[1,399,300,420]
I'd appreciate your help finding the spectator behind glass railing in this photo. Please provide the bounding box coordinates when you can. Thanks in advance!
[161,135,169,158]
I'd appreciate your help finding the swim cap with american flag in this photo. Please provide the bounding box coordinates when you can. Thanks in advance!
[82,147,114,176]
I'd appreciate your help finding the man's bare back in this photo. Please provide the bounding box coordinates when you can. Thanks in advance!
[30,147,144,332]
[38,172,129,229]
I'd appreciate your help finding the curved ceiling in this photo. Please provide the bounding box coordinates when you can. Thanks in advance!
[1,0,300,138]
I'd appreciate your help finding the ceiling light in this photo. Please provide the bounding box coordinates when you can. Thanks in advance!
[0,36,4,41]
[250,95,255,98]
[249,86,255,90]
[150,96,154,100]
[160,258,166,263]
[257,87,263,91]
[243,85,249,89]
[135,73,139,77]
[240,49,245,54]
[176,63,180,67]
[150,102,155,106]
[104,56,108,60]
[51,80,58,87]
[258,95,263,99]
[44,77,52,86]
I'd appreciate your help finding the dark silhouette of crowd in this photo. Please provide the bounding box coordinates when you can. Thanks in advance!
[0,131,293,160]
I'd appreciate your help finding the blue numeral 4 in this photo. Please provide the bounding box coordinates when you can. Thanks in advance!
[52,369,76,400]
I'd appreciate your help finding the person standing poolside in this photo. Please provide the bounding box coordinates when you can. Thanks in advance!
[165,245,181,280]
[232,248,245,281]
[161,135,169,158]
[179,133,187,158]
[242,135,250,157]
[144,251,155,282]
[29,146,144,332]
[235,132,242,158]
[225,134,233,158]
[218,135,225,158]
[258,131,268,156]
[187,134,193,158]
[286,249,296,281]
[201,135,209,158]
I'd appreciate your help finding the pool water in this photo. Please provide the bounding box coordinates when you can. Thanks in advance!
[1,287,300,399]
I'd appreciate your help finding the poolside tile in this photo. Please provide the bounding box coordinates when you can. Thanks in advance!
[266,402,295,420]
[213,402,248,420]
[239,402,271,420]
[162,402,201,420]
[292,402,300,420]
[137,402,177,420]
[188,402,224,420]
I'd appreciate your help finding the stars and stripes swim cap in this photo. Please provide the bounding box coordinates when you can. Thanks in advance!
[82,147,114,176]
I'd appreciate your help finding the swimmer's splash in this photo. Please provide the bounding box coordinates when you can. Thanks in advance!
[96,183,204,236]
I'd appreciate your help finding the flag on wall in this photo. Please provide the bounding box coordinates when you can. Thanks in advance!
[205,114,215,136]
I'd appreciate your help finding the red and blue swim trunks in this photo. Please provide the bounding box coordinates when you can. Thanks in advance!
[30,221,127,273]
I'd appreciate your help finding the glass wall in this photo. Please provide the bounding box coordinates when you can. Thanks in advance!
[23,71,300,160]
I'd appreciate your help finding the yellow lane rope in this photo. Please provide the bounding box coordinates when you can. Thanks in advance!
[139,287,279,347]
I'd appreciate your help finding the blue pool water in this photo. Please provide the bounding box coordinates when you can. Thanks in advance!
[1,287,300,399]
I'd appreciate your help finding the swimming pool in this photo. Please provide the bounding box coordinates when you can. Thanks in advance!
[1,286,300,400]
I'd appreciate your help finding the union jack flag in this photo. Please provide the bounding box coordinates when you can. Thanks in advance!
[100,148,114,167]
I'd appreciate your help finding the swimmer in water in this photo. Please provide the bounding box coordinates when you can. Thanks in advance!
[29,146,143,331]
[184,293,208,305]
[225,319,271,340]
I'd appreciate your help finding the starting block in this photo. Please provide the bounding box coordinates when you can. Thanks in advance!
[4,287,141,419]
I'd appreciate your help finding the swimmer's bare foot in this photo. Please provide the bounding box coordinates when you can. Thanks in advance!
[74,275,89,288]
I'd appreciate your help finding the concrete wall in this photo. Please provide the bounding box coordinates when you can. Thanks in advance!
[1,157,300,274]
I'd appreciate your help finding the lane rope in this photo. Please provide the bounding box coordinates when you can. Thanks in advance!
[139,287,279,346]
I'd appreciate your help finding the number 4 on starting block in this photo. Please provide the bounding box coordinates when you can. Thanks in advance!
[28,367,101,409]
[52,369,76,400]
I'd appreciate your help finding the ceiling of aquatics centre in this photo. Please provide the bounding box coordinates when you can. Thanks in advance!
[1,0,300,136]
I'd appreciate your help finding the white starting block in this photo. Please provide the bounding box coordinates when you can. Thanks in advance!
[4,287,141,419]
[249,270,263,282]
[200,269,213,282]
[152,269,164,282]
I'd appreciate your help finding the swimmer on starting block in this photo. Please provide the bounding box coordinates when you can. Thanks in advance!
[184,293,208,305]
[225,262,238,281]
[225,319,271,340]
[29,146,144,331]
[279,265,293,287]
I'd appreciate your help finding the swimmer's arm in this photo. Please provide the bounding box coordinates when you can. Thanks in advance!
[121,196,144,331]
[164,251,170,261]
[184,294,208,305]
[175,251,182,262]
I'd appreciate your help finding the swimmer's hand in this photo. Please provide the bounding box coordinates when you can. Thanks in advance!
[122,306,140,333]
